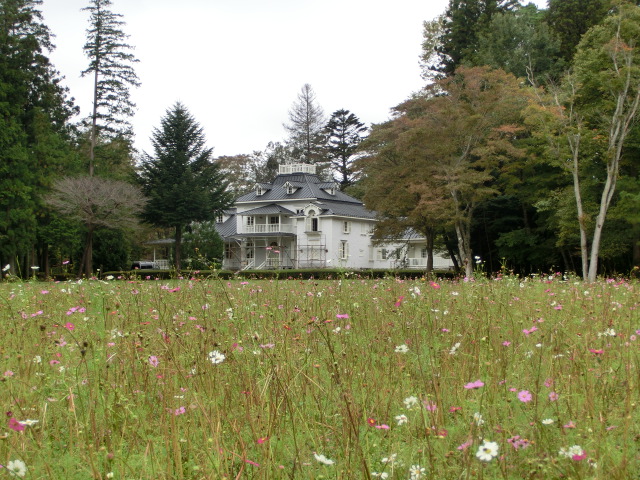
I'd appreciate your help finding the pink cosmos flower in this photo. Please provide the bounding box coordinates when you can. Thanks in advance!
[8,417,25,432]
[148,356,159,367]
[375,424,390,430]
[517,390,533,403]
[549,392,559,401]
[336,314,349,319]
[464,380,484,389]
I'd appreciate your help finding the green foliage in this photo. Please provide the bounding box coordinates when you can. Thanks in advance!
[546,0,610,62]
[182,221,224,269]
[139,102,233,269]
[0,0,77,270]
[325,109,368,189]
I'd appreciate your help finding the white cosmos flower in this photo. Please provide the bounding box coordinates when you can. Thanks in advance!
[18,419,39,427]
[371,473,389,479]
[313,453,335,465]
[404,396,419,409]
[395,344,409,353]
[2,264,10,272]
[473,412,485,426]
[476,440,499,461]
[541,418,555,425]
[409,464,426,479]
[208,350,225,365]
[395,414,408,425]
[6,459,27,477]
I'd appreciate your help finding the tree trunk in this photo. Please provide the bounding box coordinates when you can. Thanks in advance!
[570,134,590,281]
[455,220,473,278]
[174,225,182,270]
[423,226,434,274]
[587,166,618,282]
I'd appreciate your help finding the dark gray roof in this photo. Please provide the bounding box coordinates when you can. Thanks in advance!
[315,200,377,220]
[239,204,296,216]
[215,214,237,238]
[237,173,361,204]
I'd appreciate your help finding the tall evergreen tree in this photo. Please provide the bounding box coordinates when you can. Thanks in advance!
[324,109,368,190]
[139,103,233,270]
[435,0,519,74]
[0,0,77,275]
[546,0,610,63]
[82,0,140,176]
[283,84,327,168]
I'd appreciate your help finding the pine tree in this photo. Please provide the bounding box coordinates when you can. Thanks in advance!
[139,103,233,270]
[324,109,368,190]
[82,0,140,176]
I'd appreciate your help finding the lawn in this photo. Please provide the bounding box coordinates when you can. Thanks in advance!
[1,273,638,479]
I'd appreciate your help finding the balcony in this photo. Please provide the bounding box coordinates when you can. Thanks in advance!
[241,223,295,234]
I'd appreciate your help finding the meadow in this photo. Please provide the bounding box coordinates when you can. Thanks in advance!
[0,272,638,479]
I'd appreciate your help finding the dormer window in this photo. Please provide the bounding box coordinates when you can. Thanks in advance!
[283,182,296,195]
[323,183,337,195]
[216,215,223,223]
[256,186,265,196]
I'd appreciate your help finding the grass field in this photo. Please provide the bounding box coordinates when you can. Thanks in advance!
[0,273,638,479]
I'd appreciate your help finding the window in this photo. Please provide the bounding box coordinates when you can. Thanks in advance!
[305,209,320,232]
[245,216,254,227]
[421,248,428,258]
[339,241,349,260]
[284,183,296,195]
[216,215,223,223]
[269,216,279,224]
[343,221,351,234]
[256,186,265,196]
[246,241,254,259]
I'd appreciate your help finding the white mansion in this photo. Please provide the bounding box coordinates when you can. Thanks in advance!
[215,163,453,271]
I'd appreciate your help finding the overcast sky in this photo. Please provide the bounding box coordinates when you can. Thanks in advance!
[40,0,547,158]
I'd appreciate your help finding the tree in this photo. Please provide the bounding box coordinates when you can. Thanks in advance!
[82,0,140,176]
[0,0,77,275]
[46,176,146,276]
[283,84,327,168]
[434,0,520,74]
[139,102,233,270]
[362,67,533,278]
[572,2,640,281]
[546,0,610,63]
[472,4,565,84]
[324,109,368,189]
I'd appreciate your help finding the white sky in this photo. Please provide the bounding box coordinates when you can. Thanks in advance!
[40,0,547,158]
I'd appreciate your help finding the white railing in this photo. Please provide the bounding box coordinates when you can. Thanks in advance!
[279,163,316,175]
[242,223,295,234]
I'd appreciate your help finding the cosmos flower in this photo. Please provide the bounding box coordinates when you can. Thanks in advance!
[313,453,335,465]
[476,440,499,462]
[208,350,225,365]
[6,459,27,477]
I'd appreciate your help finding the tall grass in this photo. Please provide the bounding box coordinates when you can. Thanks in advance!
[0,273,638,479]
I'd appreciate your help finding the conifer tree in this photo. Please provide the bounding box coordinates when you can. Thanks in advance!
[139,103,233,270]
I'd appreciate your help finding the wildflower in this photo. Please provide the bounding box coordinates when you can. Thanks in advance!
[18,419,38,427]
[517,390,533,403]
[375,424,390,430]
[174,406,186,416]
[148,356,159,367]
[395,414,408,425]
[2,264,10,272]
[541,418,554,425]
[464,379,484,389]
[449,342,461,355]
[336,313,349,319]
[8,418,25,432]
[371,473,389,479]
[559,445,584,459]
[548,392,559,401]
[6,459,27,477]
[472,412,485,426]
[208,350,225,365]
[395,344,409,354]
[409,464,426,479]
[457,440,472,450]
[313,453,335,465]
[502,341,511,346]
[367,417,377,427]
[381,454,397,465]
[476,440,499,462]
[404,396,419,409]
